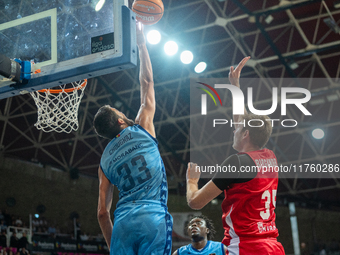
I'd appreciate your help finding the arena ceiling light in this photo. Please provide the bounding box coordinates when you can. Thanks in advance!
[334,0,340,8]
[312,128,325,139]
[164,41,178,56]
[180,50,194,64]
[147,30,161,45]
[194,62,207,73]
[95,0,105,11]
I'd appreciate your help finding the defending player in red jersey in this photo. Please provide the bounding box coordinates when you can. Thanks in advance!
[186,57,285,255]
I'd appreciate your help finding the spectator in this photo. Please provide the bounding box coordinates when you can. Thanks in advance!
[8,247,15,255]
[0,220,7,232]
[18,232,28,249]
[10,232,19,249]
[3,210,11,227]
[320,244,327,255]
[15,217,23,228]
[2,247,8,255]
[41,217,48,229]
[32,219,39,232]
[300,242,310,255]
[11,215,16,227]
[0,230,7,247]
[47,225,56,237]
[19,248,29,255]
[75,219,81,240]
[330,239,340,255]
[0,210,4,221]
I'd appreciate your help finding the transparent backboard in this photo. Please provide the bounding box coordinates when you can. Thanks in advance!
[0,0,137,98]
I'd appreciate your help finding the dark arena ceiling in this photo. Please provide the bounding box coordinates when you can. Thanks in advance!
[1,0,340,209]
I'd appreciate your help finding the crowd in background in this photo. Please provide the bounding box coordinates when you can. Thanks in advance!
[0,208,105,255]
[1,208,340,255]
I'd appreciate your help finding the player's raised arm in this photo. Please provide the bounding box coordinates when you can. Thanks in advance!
[229,56,250,123]
[134,22,156,138]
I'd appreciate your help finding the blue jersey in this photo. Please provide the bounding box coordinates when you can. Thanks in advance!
[178,241,225,255]
[100,125,168,208]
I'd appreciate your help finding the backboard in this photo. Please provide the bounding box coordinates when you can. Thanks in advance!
[0,0,137,99]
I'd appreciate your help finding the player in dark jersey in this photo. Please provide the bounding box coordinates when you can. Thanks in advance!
[94,23,172,255]
[173,215,227,255]
[186,57,285,255]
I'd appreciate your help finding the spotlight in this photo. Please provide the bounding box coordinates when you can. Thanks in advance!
[288,60,299,70]
[180,50,193,64]
[334,0,340,9]
[164,41,178,56]
[194,62,207,73]
[265,15,274,24]
[312,128,325,139]
[147,30,161,45]
[95,0,105,11]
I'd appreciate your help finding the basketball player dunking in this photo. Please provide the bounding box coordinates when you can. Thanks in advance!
[186,57,285,255]
[94,23,172,255]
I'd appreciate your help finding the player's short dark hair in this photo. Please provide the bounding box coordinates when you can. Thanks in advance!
[93,105,121,139]
[240,114,272,149]
[187,215,216,240]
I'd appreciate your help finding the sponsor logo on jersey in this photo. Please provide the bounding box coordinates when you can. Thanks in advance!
[255,158,278,168]
[257,221,277,233]
[109,133,133,155]
[111,143,143,163]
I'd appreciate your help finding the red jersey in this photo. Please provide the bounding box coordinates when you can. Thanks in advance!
[221,149,282,252]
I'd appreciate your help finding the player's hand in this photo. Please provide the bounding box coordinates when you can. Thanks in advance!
[136,22,146,47]
[229,56,250,87]
[186,162,200,184]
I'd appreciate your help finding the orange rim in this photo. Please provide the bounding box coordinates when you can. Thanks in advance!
[38,79,87,93]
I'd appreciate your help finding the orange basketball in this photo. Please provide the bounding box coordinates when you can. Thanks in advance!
[132,0,164,25]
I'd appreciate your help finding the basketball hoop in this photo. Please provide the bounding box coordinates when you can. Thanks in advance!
[30,79,87,133]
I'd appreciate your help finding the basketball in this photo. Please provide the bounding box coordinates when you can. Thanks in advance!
[132,0,164,25]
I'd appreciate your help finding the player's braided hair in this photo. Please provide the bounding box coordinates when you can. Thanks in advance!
[188,215,216,240]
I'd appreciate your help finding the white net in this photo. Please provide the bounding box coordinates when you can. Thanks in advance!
[30,80,87,133]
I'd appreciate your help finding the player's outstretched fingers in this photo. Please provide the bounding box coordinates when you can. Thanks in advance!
[235,56,251,72]
[186,162,200,183]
